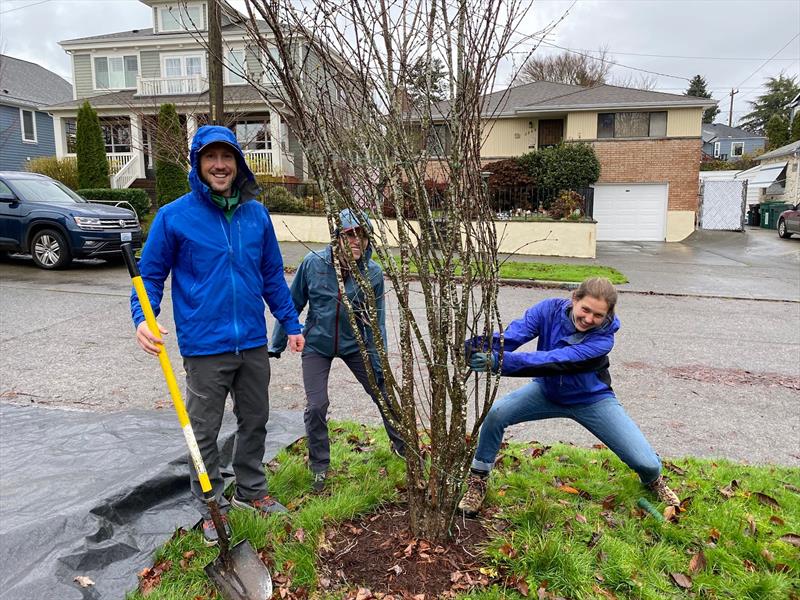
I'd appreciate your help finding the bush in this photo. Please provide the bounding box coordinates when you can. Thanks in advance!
[78,188,151,220]
[261,185,308,213]
[548,190,585,220]
[519,142,600,189]
[155,104,190,207]
[76,101,110,189]
[482,159,534,187]
[26,156,79,190]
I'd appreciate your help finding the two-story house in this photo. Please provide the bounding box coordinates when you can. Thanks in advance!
[45,0,306,191]
[0,55,73,171]
[428,81,717,241]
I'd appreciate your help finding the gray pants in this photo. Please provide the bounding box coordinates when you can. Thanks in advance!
[183,346,270,519]
[302,352,405,473]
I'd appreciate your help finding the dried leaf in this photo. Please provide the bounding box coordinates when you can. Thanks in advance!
[779,533,800,547]
[770,515,785,526]
[479,566,497,577]
[74,576,95,588]
[575,513,587,524]
[663,506,678,522]
[761,548,775,562]
[588,531,603,548]
[743,559,757,572]
[670,572,692,589]
[774,563,791,573]
[592,443,608,450]
[294,528,306,543]
[678,496,693,512]
[319,577,331,589]
[688,550,706,573]
[745,515,757,537]
[387,564,403,575]
[515,579,530,596]
[355,587,373,600]
[755,492,780,509]
[499,542,518,558]
[558,485,581,495]
[708,528,721,544]
[601,494,617,510]
[663,462,686,476]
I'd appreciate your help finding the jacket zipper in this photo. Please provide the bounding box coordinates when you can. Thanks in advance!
[333,287,341,355]
[219,214,240,354]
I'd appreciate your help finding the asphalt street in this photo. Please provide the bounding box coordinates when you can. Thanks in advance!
[1,228,798,466]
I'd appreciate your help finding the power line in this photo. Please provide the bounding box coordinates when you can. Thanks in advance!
[736,33,800,88]
[0,0,52,15]
[541,47,799,62]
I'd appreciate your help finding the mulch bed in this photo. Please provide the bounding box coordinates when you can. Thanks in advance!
[314,504,490,599]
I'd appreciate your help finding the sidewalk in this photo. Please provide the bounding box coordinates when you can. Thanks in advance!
[279,227,800,302]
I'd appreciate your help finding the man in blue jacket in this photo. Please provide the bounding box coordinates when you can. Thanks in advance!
[131,125,304,545]
[459,277,679,517]
[270,209,404,492]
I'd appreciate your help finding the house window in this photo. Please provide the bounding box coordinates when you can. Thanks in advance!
[163,54,205,78]
[235,119,271,150]
[426,124,451,155]
[597,111,668,139]
[159,4,204,32]
[713,141,721,158]
[731,142,744,158]
[20,109,37,143]
[226,49,246,85]
[100,118,131,153]
[94,55,138,90]
[65,118,77,153]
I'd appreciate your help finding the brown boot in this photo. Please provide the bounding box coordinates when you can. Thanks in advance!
[458,472,489,517]
[647,475,680,506]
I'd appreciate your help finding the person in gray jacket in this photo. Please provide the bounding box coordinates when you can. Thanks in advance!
[270,209,404,491]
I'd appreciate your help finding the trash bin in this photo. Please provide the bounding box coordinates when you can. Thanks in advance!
[761,202,792,230]
[747,204,760,226]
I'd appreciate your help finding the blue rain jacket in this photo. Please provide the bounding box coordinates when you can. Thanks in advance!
[130,125,301,356]
[270,210,386,363]
[479,297,619,405]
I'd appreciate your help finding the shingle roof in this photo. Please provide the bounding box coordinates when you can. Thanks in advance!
[60,22,264,45]
[756,140,800,161]
[45,85,268,111]
[702,123,765,141]
[0,54,72,108]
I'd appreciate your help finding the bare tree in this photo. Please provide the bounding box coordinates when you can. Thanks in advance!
[518,47,613,87]
[235,0,531,540]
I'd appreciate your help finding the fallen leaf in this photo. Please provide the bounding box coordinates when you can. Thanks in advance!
[355,587,373,600]
[575,513,587,524]
[770,515,785,526]
[588,531,603,548]
[387,564,403,575]
[779,533,800,547]
[761,548,775,562]
[688,550,706,573]
[670,572,692,589]
[743,559,756,572]
[558,485,581,495]
[755,492,780,509]
[663,462,686,476]
[745,515,757,537]
[592,443,607,450]
[678,496,693,512]
[499,542,518,558]
[774,563,791,573]
[663,506,678,522]
[294,528,306,543]
[74,576,95,588]
[319,577,331,589]
[515,579,530,596]
[708,528,721,544]
[601,494,617,510]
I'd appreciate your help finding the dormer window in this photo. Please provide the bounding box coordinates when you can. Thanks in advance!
[159,3,205,32]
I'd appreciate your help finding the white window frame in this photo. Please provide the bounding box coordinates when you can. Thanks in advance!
[225,48,247,85]
[261,46,283,85]
[92,53,139,91]
[20,108,37,143]
[161,52,207,78]
[731,142,745,158]
[158,3,205,32]
[713,141,721,158]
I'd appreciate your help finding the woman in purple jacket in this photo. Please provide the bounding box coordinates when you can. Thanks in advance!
[458,277,679,517]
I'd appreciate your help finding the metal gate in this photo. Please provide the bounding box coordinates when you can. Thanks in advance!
[699,179,747,231]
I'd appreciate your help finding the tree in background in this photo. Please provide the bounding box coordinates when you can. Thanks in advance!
[155,103,190,207]
[686,75,720,124]
[765,114,790,150]
[740,74,800,133]
[790,113,800,143]
[402,57,449,106]
[76,101,109,189]
[518,48,612,87]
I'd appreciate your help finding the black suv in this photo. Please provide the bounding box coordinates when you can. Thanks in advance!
[0,172,143,269]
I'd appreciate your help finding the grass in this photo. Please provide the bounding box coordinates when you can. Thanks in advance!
[376,256,628,284]
[127,423,800,599]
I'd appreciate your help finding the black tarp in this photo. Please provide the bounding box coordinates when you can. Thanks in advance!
[0,404,304,600]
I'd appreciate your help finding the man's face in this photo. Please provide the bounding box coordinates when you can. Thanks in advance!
[570,294,609,332]
[199,143,238,196]
[339,227,368,260]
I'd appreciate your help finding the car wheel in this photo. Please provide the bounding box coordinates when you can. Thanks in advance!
[778,219,792,239]
[30,229,72,269]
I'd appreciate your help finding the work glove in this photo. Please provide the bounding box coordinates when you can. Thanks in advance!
[468,351,498,373]
[268,350,281,359]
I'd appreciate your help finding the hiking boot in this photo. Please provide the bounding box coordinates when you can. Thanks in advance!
[311,471,327,493]
[647,475,680,506]
[231,493,288,515]
[458,472,489,517]
[202,515,231,547]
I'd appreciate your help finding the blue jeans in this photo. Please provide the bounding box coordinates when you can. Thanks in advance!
[472,380,662,485]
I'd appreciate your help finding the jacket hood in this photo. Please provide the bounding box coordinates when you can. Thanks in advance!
[337,208,373,234]
[188,125,260,201]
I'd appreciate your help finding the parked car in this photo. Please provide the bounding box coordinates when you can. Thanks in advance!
[0,172,142,269]
[777,203,800,239]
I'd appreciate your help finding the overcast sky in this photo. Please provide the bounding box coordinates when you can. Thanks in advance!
[1,0,798,124]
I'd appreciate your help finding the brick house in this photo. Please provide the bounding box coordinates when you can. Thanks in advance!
[430,81,717,242]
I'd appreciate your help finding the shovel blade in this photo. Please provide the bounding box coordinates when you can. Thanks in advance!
[204,540,272,600]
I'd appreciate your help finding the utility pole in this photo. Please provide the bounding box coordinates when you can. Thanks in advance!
[208,0,224,125]
[728,88,738,127]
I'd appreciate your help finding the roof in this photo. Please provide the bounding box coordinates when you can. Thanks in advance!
[432,80,717,119]
[756,140,800,161]
[0,54,72,108]
[701,123,765,142]
[59,22,256,45]
[45,85,270,111]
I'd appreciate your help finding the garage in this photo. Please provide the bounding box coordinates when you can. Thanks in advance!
[592,183,668,241]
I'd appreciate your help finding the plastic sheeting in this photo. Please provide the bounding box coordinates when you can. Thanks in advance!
[0,404,305,600]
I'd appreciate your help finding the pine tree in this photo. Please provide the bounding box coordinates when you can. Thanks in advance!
[765,114,789,150]
[76,101,110,189]
[686,75,719,124]
[155,104,190,207]
[790,113,800,143]
[740,75,800,133]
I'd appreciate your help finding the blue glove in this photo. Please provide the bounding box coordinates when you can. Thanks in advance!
[469,351,498,373]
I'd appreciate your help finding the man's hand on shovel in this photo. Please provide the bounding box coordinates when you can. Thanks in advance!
[136,321,169,356]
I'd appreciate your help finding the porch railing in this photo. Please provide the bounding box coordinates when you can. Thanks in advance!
[136,75,209,96]
[64,153,137,188]
[244,150,274,175]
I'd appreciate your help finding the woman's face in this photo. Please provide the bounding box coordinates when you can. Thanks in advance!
[339,227,368,260]
[571,294,610,331]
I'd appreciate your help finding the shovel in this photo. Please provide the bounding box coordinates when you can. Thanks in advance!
[121,243,272,600]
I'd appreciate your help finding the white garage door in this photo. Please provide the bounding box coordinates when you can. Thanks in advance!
[593,184,668,241]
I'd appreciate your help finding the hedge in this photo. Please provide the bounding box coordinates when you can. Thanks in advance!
[518,142,600,190]
[76,101,110,189]
[26,156,79,190]
[78,188,151,220]
[261,185,308,213]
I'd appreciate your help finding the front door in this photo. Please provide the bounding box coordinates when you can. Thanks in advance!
[538,119,564,148]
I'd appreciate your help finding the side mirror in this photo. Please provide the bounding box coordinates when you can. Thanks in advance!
[0,192,17,203]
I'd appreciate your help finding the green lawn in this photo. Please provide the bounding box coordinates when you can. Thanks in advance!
[128,423,800,599]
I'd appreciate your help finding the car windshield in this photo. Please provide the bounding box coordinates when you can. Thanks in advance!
[9,178,87,204]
